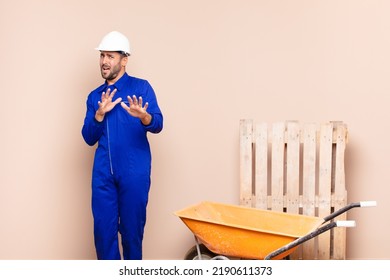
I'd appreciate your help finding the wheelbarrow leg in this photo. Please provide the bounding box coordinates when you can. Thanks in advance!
[194,236,203,260]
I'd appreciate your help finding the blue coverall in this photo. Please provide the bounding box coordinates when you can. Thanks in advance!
[82,73,163,260]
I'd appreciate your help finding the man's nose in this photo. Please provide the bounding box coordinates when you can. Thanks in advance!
[101,56,109,65]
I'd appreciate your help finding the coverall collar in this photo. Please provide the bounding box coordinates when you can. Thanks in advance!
[105,72,129,91]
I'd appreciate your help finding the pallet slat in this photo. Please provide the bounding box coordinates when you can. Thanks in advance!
[301,123,317,259]
[271,122,285,212]
[239,119,253,207]
[317,123,333,259]
[286,121,300,214]
[255,122,268,209]
[332,123,348,259]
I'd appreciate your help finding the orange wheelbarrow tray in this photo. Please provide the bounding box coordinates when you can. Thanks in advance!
[174,201,376,260]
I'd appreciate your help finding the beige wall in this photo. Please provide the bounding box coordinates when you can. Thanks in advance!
[0,0,388,259]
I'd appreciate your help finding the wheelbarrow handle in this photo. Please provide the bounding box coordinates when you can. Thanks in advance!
[360,201,377,207]
[323,201,377,222]
[336,220,356,227]
[264,220,355,260]
[264,201,376,260]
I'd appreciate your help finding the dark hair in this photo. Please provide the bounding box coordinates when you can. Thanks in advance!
[117,51,130,57]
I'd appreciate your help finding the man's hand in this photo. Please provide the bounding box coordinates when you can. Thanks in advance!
[95,88,122,122]
[121,95,152,125]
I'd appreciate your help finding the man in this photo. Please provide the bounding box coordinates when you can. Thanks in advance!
[82,31,163,260]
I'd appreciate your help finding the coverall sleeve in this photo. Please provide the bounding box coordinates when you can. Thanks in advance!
[142,81,163,134]
[81,94,104,146]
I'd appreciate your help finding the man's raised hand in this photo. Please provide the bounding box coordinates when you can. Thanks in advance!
[95,88,122,122]
[121,95,151,125]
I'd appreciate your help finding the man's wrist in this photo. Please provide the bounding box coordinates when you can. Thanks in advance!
[95,111,105,122]
[140,113,152,126]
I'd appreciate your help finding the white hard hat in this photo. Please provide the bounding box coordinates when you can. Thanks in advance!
[95,31,131,56]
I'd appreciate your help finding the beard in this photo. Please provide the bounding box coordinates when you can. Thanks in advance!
[100,63,121,81]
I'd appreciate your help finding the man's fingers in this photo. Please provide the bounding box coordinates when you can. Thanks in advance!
[132,95,138,105]
[127,95,133,105]
[113,97,122,105]
[104,88,111,96]
[109,88,117,98]
[128,95,146,108]
[121,101,129,110]
[102,88,117,100]
[125,95,148,111]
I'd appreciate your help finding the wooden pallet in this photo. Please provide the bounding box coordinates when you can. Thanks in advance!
[239,120,348,259]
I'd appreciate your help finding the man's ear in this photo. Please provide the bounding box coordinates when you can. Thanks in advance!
[121,56,128,67]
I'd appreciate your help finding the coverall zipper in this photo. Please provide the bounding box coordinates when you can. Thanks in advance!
[106,117,114,175]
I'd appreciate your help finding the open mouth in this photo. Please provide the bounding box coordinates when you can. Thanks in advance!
[102,65,110,71]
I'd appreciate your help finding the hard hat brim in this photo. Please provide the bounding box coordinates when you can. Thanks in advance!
[95,48,130,56]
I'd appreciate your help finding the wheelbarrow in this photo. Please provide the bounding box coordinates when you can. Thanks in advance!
[174,201,376,260]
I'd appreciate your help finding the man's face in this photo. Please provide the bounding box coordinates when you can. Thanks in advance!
[99,51,126,82]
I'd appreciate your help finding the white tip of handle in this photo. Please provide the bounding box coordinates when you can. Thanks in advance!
[336,220,356,227]
[360,201,377,207]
